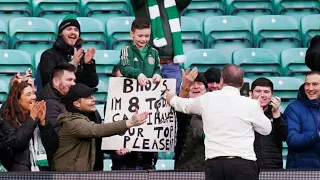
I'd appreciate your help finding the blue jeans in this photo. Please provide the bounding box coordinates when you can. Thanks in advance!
[161,62,182,93]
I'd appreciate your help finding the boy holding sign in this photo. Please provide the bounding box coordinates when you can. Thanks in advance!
[119,18,162,86]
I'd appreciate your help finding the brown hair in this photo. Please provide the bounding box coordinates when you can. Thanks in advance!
[221,64,244,88]
[131,18,151,32]
[1,81,32,128]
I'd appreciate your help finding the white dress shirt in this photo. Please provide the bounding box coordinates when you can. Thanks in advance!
[170,86,272,161]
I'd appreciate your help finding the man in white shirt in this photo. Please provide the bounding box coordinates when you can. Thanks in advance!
[166,64,272,180]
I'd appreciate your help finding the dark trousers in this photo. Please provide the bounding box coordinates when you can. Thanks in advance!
[205,157,259,180]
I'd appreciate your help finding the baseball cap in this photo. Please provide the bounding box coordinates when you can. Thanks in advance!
[64,83,97,102]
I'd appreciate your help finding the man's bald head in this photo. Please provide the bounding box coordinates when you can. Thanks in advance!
[221,64,244,88]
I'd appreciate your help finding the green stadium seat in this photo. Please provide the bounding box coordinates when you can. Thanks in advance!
[203,16,252,62]
[155,160,174,170]
[301,14,320,47]
[280,48,310,79]
[0,0,32,23]
[266,76,303,100]
[95,104,106,119]
[267,77,303,112]
[57,17,106,50]
[0,50,33,75]
[233,48,281,79]
[8,17,56,56]
[32,0,80,25]
[252,15,301,56]
[106,16,134,50]
[94,50,120,75]
[94,79,108,103]
[81,0,131,24]
[274,0,320,22]
[225,0,273,22]
[0,77,10,102]
[184,49,231,72]
[182,0,225,23]
[34,50,45,70]
[180,17,204,52]
[33,50,45,77]
[0,20,8,49]
[158,152,174,160]
[97,75,111,92]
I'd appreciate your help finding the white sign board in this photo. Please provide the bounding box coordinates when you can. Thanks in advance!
[101,77,176,152]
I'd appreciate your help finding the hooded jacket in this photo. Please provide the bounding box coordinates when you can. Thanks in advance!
[38,36,99,88]
[130,0,192,60]
[284,84,320,169]
[175,114,205,171]
[54,112,128,171]
[254,105,287,169]
[36,83,65,170]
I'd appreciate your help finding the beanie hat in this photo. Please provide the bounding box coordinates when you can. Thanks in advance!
[204,67,221,83]
[58,14,81,34]
[194,73,208,89]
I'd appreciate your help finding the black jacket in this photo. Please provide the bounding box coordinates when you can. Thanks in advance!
[174,112,193,165]
[305,35,320,71]
[254,105,288,169]
[175,114,205,171]
[37,83,65,171]
[0,116,37,171]
[38,36,99,88]
[130,0,191,60]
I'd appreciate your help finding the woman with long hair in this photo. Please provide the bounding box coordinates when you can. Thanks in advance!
[0,81,46,171]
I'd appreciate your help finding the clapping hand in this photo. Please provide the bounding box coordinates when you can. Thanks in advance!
[38,101,46,126]
[84,48,96,64]
[73,48,83,65]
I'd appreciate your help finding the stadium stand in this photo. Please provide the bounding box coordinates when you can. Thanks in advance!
[203,16,252,62]
[280,48,310,79]
[274,0,320,22]
[32,0,80,25]
[301,14,320,47]
[182,0,225,23]
[233,48,281,79]
[0,20,8,49]
[252,15,301,56]
[0,49,33,75]
[94,50,120,75]
[180,16,204,52]
[106,16,134,50]
[8,17,56,56]
[0,0,32,23]
[225,0,273,22]
[81,0,132,24]
[184,49,231,72]
[266,76,304,112]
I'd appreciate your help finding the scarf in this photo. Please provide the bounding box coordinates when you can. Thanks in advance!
[147,0,186,63]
